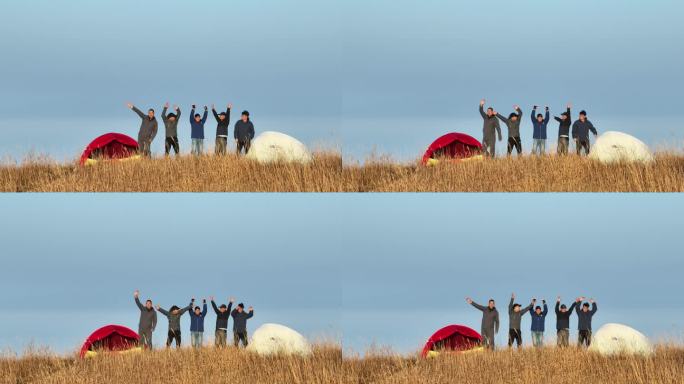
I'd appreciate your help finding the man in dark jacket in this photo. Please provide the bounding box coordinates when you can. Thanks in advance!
[507,293,533,348]
[189,299,208,348]
[529,299,548,348]
[190,105,209,156]
[212,103,232,156]
[554,104,572,155]
[479,99,502,158]
[571,111,598,156]
[127,103,158,157]
[496,106,523,156]
[466,297,499,350]
[234,111,255,155]
[575,297,598,347]
[531,106,550,155]
[210,296,234,348]
[555,296,577,347]
[231,303,254,347]
[134,290,157,349]
[161,103,181,156]
[157,298,193,348]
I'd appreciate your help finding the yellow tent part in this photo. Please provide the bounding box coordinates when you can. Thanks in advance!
[426,347,485,358]
[426,155,484,167]
[84,347,143,358]
[85,155,142,166]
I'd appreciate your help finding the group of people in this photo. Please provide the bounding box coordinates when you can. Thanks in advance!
[479,100,599,157]
[466,294,598,350]
[134,290,254,350]
[126,103,256,157]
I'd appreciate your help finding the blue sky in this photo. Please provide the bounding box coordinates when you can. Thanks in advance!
[0,194,683,354]
[1,0,683,160]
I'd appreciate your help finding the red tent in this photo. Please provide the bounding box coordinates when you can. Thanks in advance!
[421,325,482,358]
[80,133,138,165]
[422,133,482,165]
[79,325,139,358]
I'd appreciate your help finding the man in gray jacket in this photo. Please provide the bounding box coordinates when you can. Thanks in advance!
[496,105,523,156]
[575,297,598,347]
[466,297,499,350]
[127,103,158,157]
[508,293,533,348]
[157,298,194,348]
[479,99,502,158]
[134,290,157,349]
[161,103,181,156]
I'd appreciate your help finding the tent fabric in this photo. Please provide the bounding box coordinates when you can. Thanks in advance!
[589,323,653,356]
[80,133,139,165]
[247,323,312,356]
[422,133,482,165]
[588,131,654,164]
[246,131,313,164]
[421,325,482,358]
[79,325,139,358]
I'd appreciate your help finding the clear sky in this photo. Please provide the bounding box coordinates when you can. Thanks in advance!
[1,0,683,160]
[0,194,683,354]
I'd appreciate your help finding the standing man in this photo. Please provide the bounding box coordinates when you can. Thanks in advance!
[496,106,523,156]
[554,103,572,155]
[466,297,499,350]
[234,111,255,156]
[161,103,181,156]
[575,297,598,347]
[212,103,232,156]
[210,296,234,348]
[479,99,502,158]
[555,296,577,348]
[531,106,550,155]
[529,299,548,348]
[133,290,157,350]
[231,303,254,348]
[127,103,158,157]
[189,298,208,348]
[571,111,598,156]
[190,105,208,156]
[157,298,194,348]
[508,293,533,348]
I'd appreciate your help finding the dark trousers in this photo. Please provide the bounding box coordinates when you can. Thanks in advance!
[481,329,495,350]
[165,136,179,155]
[557,329,570,347]
[139,328,153,349]
[237,139,251,155]
[138,141,152,157]
[234,330,248,348]
[483,140,496,158]
[575,138,590,156]
[557,137,569,155]
[215,137,228,156]
[578,330,592,347]
[508,329,522,348]
[507,137,522,155]
[166,329,181,348]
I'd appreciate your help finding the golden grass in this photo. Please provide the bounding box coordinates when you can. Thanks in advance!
[1,153,683,192]
[2,345,684,384]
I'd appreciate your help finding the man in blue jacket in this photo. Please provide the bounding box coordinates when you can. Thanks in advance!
[190,105,209,156]
[529,299,548,348]
[189,298,208,348]
[531,106,550,155]
[572,111,598,156]
[234,111,255,155]
[575,297,598,347]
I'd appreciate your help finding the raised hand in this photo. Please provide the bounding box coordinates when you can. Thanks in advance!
[209,295,215,301]
[228,103,233,109]
[589,298,595,303]
[204,106,208,111]
[511,293,515,299]
[155,305,160,310]
[229,296,235,303]
[134,290,139,298]
[248,306,254,312]
[567,102,572,109]
[480,99,486,106]
[545,106,549,110]
[192,104,196,109]
[173,105,179,110]
[164,102,170,108]
[191,297,195,302]
[557,296,561,302]
[211,104,215,110]
[465,297,472,304]
[532,298,537,303]
[513,105,519,110]
[126,102,134,109]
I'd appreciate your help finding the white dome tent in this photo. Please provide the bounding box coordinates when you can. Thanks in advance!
[589,323,654,356]
[247,323,312,356]
[246,131,313,164]
[589,131,654,164]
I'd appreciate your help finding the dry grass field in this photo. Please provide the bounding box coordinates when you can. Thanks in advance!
[2,345,683,384]
[1,153,683,192]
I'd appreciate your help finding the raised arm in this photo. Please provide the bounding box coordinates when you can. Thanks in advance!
[212,108,220,122]
[134,296,144,311]
[162,106,169,122]
[515,107,523,119]
[496,113,509,124]
[190,108,196,124]
[508,296,514,313]
[470,301,486,311]
[131,106,145,119]
[201,110,208,124]
[246,309,254,319]
[591,302,597,314]
[479,101,486,119]
[157,306,170,316]
[544,109,550,124]
[531,108,537,123]
[521,302,533,315]
[575,300,582,314]
[211,300,220,314]
[542,303,548,316]
[555,301,560,315]
[201,302,208,317]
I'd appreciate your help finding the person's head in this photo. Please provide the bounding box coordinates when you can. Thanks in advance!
[579,110,587,121]
[535,306,542,315]
[582,303,590,312]
[219,112,226,121]
[560,304,567,313]
[536,113,544,123]
[513,304,521,313]
[194,114,201,122]
[170,305,180,315]
[148,109,155,119]
[509,113,518,122]
[241,111,250,122]
[486,107,494,117]
[194,306,201,315]
[145,299,153,309]
[168,113,177,122]
[219,304,227,313]
[487,299,495,309]
[560,112,569,121]
[237,303,245,313]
